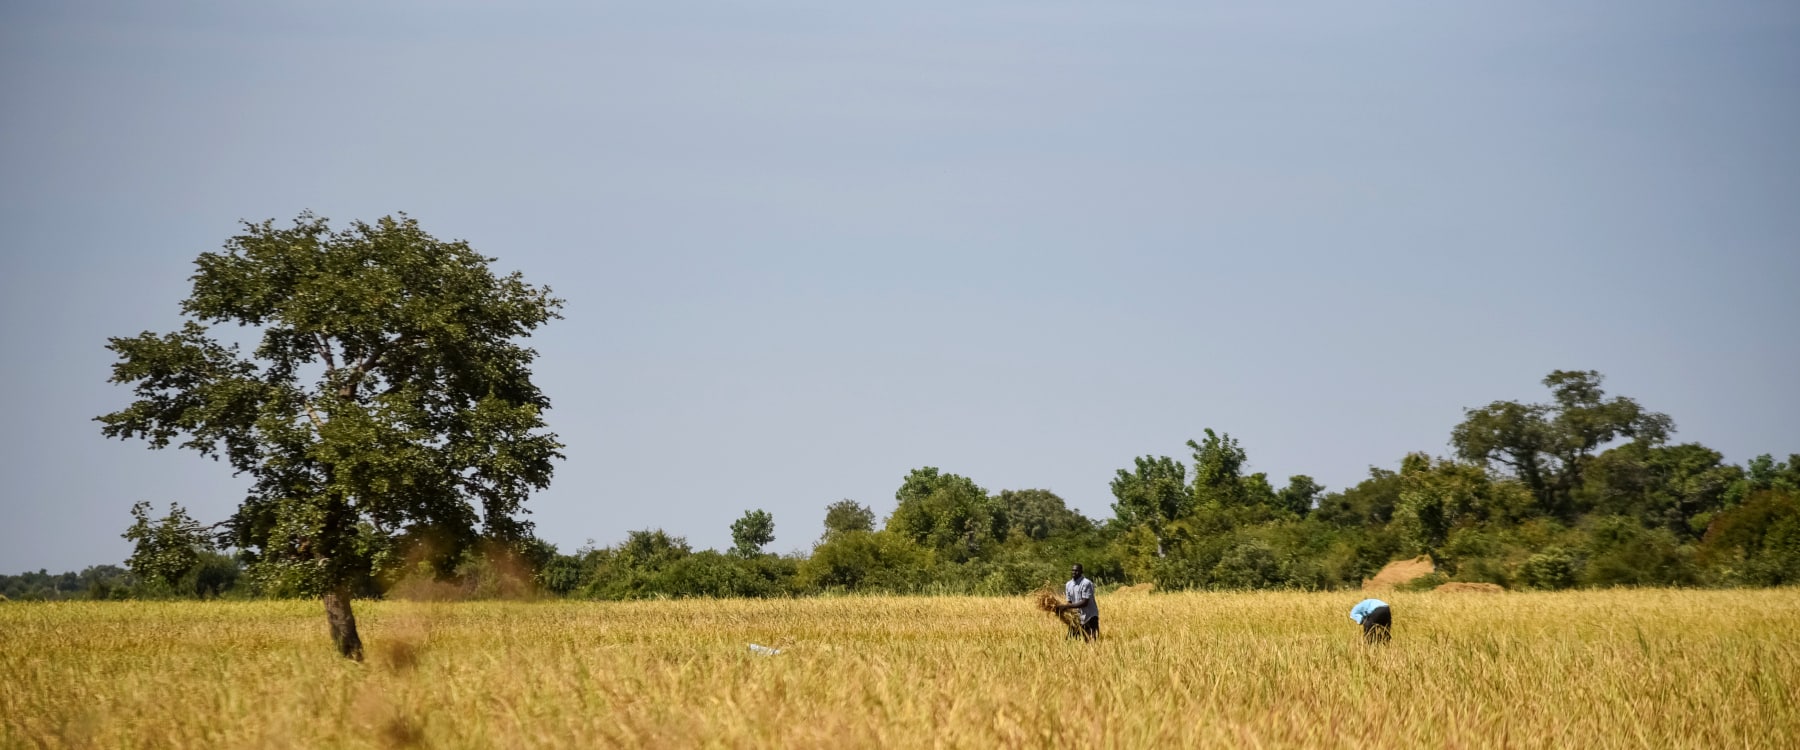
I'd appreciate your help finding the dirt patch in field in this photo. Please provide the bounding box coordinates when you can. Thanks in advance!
[1435,581,1504,594]
[1362,556,1435,591]
[1111,583,1156,596]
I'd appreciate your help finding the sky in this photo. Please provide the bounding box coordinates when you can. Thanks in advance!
[2,1,1797,573]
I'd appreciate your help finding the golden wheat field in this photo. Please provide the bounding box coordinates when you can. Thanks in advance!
[3,589,1797,749]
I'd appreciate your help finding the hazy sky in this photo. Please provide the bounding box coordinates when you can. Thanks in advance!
[3,1,1796,573]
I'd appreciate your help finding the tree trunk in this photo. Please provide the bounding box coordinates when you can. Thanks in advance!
[323,587,364,661]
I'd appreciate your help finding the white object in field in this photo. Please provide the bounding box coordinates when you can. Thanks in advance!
[748,643,782,656]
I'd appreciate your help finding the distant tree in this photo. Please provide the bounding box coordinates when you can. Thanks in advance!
[1452,370,1671,517]
[885,468,996,561]
[122,501,211,591]
[1110,456,1189,555]
[1516,547,1579,590]
[615,529,692,570]
[77,565,133,600]
[537,548,590,597]
[188,551,243,598]
[798,530,934,591]
[1277,475,1325,517]
[1211,539,1284,590]
[994,489,1089,541]
[1240,472,1279,510]
[1728,454,1800,505]
[1580,517,1696,587]
[1189,429,1249,508]
[1391,454,1492,556]
[1700,489,1800,585]
[1312,468,1404,527]
[1581,442,1741,537]
[97,213,564,659]
[821,500,876,538]
[660,550,790,598]
[730,509,776,557]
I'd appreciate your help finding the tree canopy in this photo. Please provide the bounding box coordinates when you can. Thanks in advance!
[97,213,563,658]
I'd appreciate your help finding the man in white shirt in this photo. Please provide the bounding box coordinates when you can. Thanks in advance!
[1058,563,1099,641]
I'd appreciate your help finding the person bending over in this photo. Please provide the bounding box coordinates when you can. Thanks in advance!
[1350,598,1391,644]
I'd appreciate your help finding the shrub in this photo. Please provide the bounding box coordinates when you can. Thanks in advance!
[798,531,935,592]
[1580,518,1696,587]
[1211,539,1284,590]
[1517,548,1578,590]
[1700,490,1800,585]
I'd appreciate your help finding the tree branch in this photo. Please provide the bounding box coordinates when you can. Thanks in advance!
[341,333,414,399]
[313,333,339,374]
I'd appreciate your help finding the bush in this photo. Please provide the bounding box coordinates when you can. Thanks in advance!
[1700,490,1800,586]
[1211,539,1284,590]
[1149,534,1231,591]
[659,551,779,598]
[185,552,242,598]
[1399,572,1450,592]
[538,554,588,596]
[1580,518,1696,587]
[798,531,935,592]
[1517,548,1578,590]
[971,560,1063,596]
[1450,557,1511,587]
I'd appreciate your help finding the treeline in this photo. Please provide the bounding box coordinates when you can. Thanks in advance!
[10,370,1799,602]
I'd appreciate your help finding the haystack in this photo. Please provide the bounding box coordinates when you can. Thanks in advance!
[1362,556,1435,592]
[1031,585,1081,629]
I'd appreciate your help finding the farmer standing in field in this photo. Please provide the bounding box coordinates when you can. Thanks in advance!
[1350,597,1391,644]
[1058,563,1100,641]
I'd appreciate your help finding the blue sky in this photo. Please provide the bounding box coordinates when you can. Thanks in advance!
[3,1,1796,572]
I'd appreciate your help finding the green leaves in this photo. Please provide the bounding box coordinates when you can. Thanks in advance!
[122,502,213,590]
[1189,429,1249,508]
[98,213,565,596]
[821,499,876,538]
[1110,455,1189,529]
[1452,370,1674,517]
[886,468,996,561]
[730,509,776,557]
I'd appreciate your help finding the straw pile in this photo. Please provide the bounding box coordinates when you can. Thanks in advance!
[1032,584,1081,629]
[1362,556,1436,591]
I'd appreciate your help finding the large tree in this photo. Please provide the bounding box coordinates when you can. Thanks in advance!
[1451,370,1671,517]
[885,467,995,561]
[98,213,563,659]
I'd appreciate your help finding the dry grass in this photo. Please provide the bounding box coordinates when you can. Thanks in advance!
[3,590,1798,749]
[1031,584,1081,630]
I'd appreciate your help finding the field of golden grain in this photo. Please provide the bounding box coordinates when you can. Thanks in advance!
[3,590,1797,749]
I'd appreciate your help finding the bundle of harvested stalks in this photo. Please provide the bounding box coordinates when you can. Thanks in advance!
[1031,584,1082,629]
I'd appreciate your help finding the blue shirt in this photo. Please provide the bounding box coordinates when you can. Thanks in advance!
[1349,599,1388,624]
